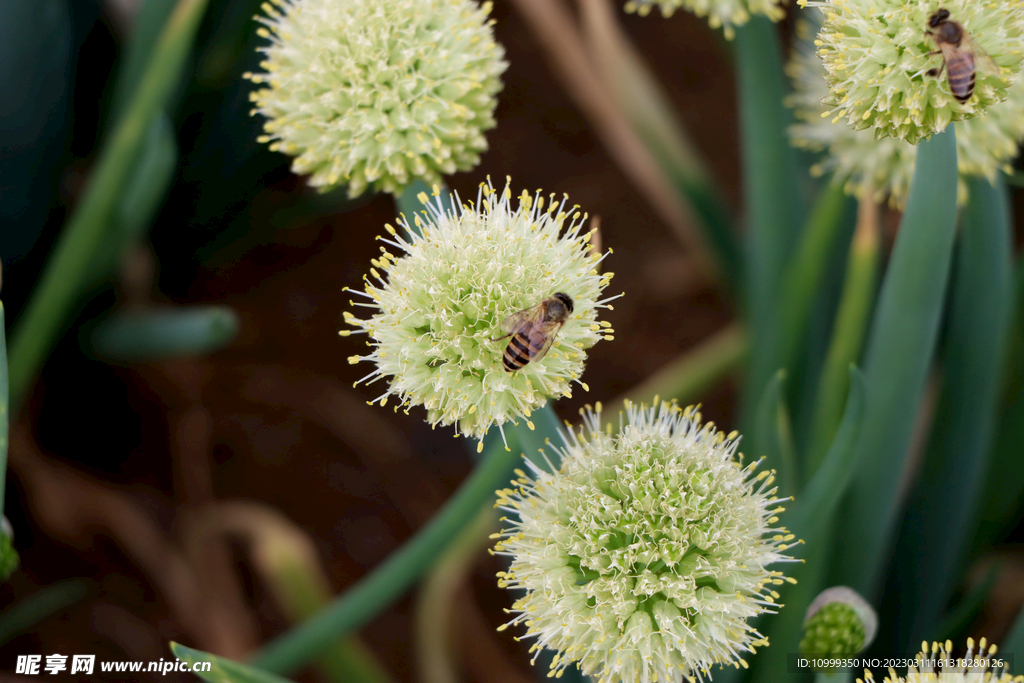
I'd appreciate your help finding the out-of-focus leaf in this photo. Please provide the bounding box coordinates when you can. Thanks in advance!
[0,0,72,263]
[7,0,210,412]
[1004,605,1024,664]
[616,323,747,410]
[249,407,556,675]
[415,506,495,683]
[754,370,798,499]
[749,368,866,683]
[785,367,866,545]
[90,306,239,362]
[735,17,805,468]
[806,197,880,475]
[776,184,852,398]
[578,0,740,290]
[0,580,88,644]
[893,178,1013,646]
[118,114,178,239]
[934,563,998,643]
[88,113,179,285]
[171,643,296,683]
[199,502,394,683]
[832,127,959,600]
[109,0,179,126]
[976,261,1024,547]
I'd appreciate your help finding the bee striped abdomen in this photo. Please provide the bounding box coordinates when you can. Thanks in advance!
[503,335,535,371]
[948,53,975,101]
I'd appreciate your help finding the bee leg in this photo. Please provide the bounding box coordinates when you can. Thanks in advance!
[926,62,945,78]
[489,332,512,342]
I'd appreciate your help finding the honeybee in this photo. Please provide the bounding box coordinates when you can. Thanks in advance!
[492,293,574,372]
[925,8,991,102]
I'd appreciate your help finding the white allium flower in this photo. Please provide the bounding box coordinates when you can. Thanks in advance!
[493,400,795,683]
[342,179,618,445]
[624,0,785,40]
[246,0,508,197]
[858,638,1022,683]
[788,28,1024,207]
[800,0,1024,143]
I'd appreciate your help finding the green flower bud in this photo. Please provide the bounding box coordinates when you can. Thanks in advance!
[801,586,877,671]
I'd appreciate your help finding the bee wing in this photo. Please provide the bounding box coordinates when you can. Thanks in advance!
[523,320,562,363]
[963,33,1000,75]
[498,302,545,337]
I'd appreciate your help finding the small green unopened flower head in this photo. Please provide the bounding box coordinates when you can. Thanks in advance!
[800,586,877,670]
[493,401,795,683]
[800,0,1024,144]
[624,0,784,39]
[858,638,1020,683]
[246,0,508,197]
[343,179,617,444]
[788,32,1024,207]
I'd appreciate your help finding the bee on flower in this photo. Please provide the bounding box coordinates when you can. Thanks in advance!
[341,179,619,448]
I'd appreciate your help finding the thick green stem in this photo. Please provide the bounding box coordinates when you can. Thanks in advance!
[834,127,959,600]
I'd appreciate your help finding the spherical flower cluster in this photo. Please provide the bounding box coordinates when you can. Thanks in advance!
[858,638,1022,683]
[493,400,795,683]
[800,0,1024,143]
[788,33,1024,207]
[624,0,785,40]
[246,0,508,197]
[342,179,617,444]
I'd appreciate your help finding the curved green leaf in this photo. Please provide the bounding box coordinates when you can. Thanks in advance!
[893,178,1014,646]
[736,16,804,462]
[833,126,959,600]
[976,260,1024,548]
[753,370,798,499]
[807,198,880,475]
[90,306,239,362]
[171,643,295,683]
[0,580,88,645]
[1003,606,1024,665]
[7,0,210,412]
[748,367,866,683]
